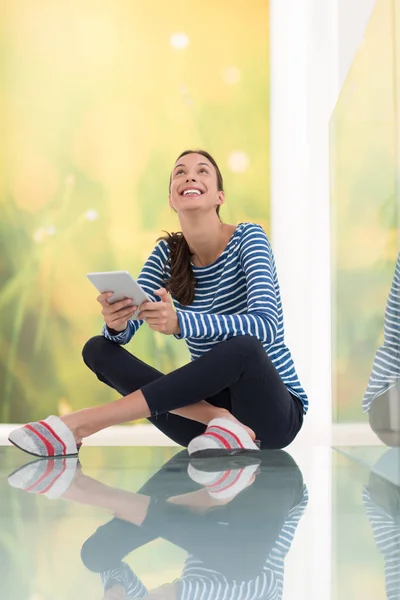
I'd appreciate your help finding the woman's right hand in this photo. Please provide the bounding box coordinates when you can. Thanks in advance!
[97,293,138,333]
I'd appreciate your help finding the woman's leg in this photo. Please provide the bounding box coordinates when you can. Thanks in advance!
[66,335,303,450]
[80,450,200,573]
[81,336,213,447]
[226,339,304,449]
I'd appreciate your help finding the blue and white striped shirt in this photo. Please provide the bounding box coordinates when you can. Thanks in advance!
[178,486,309,600]
[103,222,308,411]
[362,254,400,413]
[101,562,147,598]
[363,487,400,599]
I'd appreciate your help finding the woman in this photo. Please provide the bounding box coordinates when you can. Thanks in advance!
[363,253,400,446]
[9,150,308,458]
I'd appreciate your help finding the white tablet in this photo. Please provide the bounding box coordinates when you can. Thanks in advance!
[87,271,152,320]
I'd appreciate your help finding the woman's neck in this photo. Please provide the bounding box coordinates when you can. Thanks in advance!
[180,217,235,267]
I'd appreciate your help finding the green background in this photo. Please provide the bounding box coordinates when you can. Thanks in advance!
[0,0,270,422]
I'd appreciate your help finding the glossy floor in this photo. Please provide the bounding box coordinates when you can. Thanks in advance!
[0,444,397,600]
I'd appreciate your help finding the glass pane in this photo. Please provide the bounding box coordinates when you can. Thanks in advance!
[332,0,400,483]
[330,0,398,425]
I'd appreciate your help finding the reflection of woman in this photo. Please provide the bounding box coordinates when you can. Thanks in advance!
[9,150,307,458]
[363,253,400,446]
[77,451,308,600]
[363,449,400,600]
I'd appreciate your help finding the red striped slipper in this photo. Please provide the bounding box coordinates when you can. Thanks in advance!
[187,417,260,458]
[188,456,261,500]
[8,416,80,458]
[8,456,79,499]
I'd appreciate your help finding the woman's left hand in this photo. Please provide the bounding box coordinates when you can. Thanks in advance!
[138,288,181,335]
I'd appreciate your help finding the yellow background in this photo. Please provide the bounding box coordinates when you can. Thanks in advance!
[0,0,270,422]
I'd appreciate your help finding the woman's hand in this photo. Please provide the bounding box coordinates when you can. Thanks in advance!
[103,584,129,600]
[138,288,180,335]
[97,293,138,333]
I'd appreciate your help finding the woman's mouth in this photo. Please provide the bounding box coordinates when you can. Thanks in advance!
[181,188,204,197]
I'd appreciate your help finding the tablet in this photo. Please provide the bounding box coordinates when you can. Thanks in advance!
[86,271,152,320]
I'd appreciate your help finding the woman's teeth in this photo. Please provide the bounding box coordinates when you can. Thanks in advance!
[183,189,202,196]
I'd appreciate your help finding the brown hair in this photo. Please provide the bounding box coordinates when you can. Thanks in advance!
[159,150,224,306]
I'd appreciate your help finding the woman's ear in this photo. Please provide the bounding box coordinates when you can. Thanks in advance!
[217,191,225,206]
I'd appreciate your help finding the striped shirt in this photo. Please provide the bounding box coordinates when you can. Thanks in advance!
[178,486,309,600]
[103,222,308,411]
[363,487,400,599]
[101,562,147,597]
[363,253,400,413]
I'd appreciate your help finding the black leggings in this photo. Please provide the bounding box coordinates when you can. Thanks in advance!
[82,335,304,449]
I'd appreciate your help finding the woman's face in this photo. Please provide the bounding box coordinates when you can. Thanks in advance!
[169,153,224,216]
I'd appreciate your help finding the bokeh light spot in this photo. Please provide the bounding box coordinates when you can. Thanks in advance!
[33,229,44,244]
[170,33,189,50]
[85,209,98,221]
[227,151,249,173]
[223,66,241,85]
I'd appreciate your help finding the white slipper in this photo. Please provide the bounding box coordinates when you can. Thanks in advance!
[187,417,260,458]
[188,456,261,500]
[8,416,79,458]
[8,456,79,499]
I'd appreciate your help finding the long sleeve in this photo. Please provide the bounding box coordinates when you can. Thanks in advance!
[175,224,279,344]
[363,253,400,411]
[363,486,400,600]
[102,241,169,345]
[383,253,400,348]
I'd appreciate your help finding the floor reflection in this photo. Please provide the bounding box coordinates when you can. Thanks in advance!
[363,450,400,600]
[2,445,397,599]
[5,449,307,599]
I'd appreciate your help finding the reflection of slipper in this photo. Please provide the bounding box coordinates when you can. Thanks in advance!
[101,562,147,598]
[8,456,79,499]
[188,455,261,500]
[8,416,79,458]
[188,418,260,459]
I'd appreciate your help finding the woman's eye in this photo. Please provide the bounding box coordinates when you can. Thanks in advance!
[199,168,208,174]
[176,169,184,175]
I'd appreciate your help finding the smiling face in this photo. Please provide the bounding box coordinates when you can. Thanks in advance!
[169,152,225,216]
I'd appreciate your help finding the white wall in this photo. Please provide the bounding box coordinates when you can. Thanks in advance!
[269,6,378,600]
[270,0,378,433]
[270,0,339,434]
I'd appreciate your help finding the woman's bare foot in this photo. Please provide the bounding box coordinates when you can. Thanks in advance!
[59,414,85,445]
[167,474,257,510]
[60,406,256,446]
[213,410,256,441]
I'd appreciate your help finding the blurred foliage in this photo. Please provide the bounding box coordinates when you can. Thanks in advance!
[0,0,270,422]
[330,0,399,422]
